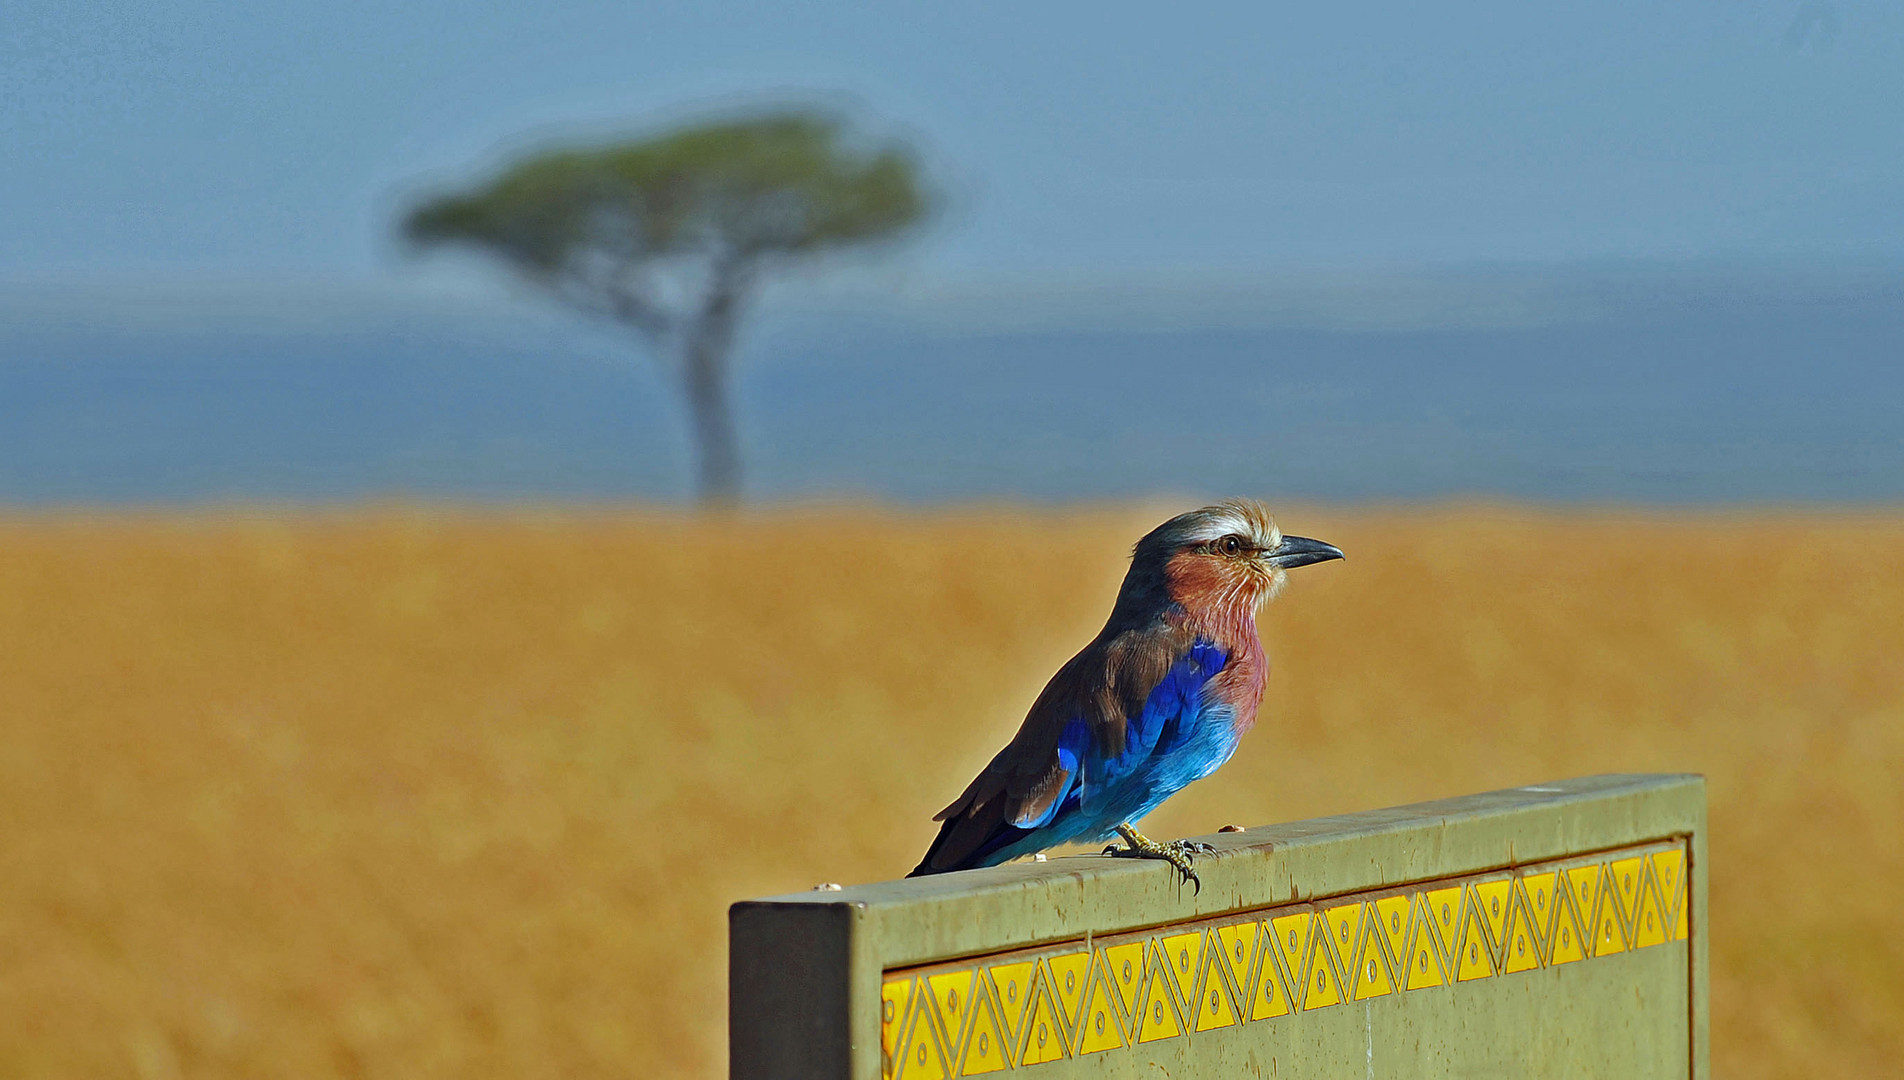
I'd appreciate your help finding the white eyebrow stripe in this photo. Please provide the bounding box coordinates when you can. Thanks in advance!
[1181,516,1245,542]
[1184,513,1274,546]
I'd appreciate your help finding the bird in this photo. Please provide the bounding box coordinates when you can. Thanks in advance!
[907,499,1343,890]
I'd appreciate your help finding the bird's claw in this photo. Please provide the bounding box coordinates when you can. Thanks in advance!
[1103,827,1211,894]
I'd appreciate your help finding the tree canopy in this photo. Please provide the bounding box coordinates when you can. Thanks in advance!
[402,110,932,501]
[404,112,929,334]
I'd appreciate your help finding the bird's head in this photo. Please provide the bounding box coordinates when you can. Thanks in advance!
[1121,499,1344,623]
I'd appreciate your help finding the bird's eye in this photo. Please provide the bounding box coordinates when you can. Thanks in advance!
[1218,535,1245,557]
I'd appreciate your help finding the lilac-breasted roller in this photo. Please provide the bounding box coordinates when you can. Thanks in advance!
[908,500,1343,889]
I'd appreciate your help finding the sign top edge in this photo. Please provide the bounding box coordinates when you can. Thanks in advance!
[737,772,1704,911]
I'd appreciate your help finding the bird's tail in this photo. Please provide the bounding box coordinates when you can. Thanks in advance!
[906,817,963,877]
[907,802,1034,878]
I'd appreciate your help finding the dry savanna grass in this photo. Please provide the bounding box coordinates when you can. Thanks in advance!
[1,504,1900,1078]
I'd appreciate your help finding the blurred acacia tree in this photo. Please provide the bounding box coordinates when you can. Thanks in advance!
[404,111,932,503]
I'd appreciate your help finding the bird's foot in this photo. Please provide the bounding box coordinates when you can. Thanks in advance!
[1103,825,1214,893]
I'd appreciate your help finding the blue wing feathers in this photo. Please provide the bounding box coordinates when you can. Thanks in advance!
[1013,720,1090,831]
[909,634,1235,876]
[1057,718,1089,775]
[1111,639,1227,772]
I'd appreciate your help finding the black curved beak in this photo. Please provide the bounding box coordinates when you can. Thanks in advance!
[1265,535,1345,570]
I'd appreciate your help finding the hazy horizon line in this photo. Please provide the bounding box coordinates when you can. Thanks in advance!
[5,255,1903,338]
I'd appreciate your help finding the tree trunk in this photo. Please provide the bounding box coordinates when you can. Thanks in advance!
[682,265,745,505]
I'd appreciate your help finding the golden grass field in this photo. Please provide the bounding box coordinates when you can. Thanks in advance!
[1,504,1900,1078]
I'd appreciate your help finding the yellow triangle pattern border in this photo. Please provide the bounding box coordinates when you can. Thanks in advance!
[875,838,1691,1077]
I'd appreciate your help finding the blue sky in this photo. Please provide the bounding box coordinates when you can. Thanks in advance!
[5,1,1901,281]
[6,3,1903,505]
